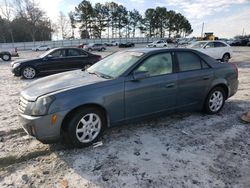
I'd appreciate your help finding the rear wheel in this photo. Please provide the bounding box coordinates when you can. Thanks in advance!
[222,53,230,62]
[66,107,106,147]
[22,66,36,79]
[1,54,11,61]
[204,87,226,114]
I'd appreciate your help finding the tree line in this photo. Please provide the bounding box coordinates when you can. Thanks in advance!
[0,0,193,43]
[0,0,52,43]
[72,0,193,39]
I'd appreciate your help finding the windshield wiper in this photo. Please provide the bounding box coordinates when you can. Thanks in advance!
[87,70,113,79]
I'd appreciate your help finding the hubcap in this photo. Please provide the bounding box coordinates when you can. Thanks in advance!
[3,55,9,60]
[209,91,223,112]
[76,113,101,143]
[23,67,36,79]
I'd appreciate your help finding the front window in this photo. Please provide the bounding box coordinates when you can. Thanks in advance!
[136,53,173,77]
[87,51,144,78]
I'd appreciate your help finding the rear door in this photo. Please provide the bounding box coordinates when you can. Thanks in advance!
[176,51,213,109]
[125,52,178,119]
[214,41,229,59]
[65,49,89,69]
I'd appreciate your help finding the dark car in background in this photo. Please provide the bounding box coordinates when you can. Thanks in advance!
[18,48,238,147]
[83,43,106,51]
[78,43,88,48]
[119,42,135,48]
[11,47,101,79]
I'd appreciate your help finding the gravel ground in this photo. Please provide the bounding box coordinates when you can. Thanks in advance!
[0,46,250,188]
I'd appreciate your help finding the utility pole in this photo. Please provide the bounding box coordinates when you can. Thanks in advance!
[201,22,204,38]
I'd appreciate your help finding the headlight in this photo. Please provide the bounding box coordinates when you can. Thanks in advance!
[31,96,55,116]
[13,62,21,68]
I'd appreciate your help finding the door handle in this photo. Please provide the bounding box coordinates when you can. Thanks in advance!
[165,83,175,88]
[203,76,210,80]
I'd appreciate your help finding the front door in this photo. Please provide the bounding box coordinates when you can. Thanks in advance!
[37,49,67,74]
[125,52,177,119]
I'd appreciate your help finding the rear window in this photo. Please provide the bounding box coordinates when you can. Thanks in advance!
[177,52,201,71]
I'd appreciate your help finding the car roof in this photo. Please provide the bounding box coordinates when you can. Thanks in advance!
[51,47,84,50]
[124,47,199,54]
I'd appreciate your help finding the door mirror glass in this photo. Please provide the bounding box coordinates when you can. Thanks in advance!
[133,71,150,81]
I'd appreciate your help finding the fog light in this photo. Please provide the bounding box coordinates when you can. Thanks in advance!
[51,114,57,125]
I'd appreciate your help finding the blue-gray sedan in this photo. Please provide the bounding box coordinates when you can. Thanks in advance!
[19,48,238,147]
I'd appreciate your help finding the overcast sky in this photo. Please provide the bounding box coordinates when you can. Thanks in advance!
[4,0,250,38]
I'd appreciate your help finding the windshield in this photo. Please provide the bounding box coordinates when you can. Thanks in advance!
[87,51,144,78]
[189,41,207,48]
[39,49,54,58]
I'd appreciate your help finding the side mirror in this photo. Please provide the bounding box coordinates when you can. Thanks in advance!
[132,71,150,81]
[44,54,53,60]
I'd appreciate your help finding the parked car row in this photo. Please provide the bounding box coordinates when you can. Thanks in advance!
[17,48,239,147]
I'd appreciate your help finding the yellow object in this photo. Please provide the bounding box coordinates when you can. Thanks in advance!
[51,114,57,125]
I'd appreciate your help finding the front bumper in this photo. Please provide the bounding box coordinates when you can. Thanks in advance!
[11,67,21,76]
[20,111,68,144]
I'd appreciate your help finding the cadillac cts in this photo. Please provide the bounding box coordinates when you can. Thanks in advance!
[19,48,238,147]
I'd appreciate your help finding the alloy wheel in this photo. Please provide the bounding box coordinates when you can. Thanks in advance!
[209,91,224,112]
[23,67,36,79]
[76,113,101,143]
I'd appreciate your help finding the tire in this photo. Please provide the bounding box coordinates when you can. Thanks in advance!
[66,107,106,148]
[222,53,230,62]
[1,54,11,61]
[22,66,37,79]
[153,45,156,47]
[36,49,39,51]
[204,87,226,114]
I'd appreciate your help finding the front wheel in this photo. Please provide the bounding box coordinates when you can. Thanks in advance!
[22,66,36,79]
[66,107,106,147]
[204,87,226,114]
[1,54,11,61]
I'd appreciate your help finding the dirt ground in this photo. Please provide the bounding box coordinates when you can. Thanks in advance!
[0,46,250,188]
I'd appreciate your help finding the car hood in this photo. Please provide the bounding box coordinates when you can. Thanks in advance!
[10,58,40,66]
[21,70,107,101]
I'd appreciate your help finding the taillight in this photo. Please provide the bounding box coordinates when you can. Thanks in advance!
[97,56,102,61]
[231,63,238,78]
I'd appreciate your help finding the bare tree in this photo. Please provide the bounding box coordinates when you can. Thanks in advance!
[57,11,70,39]
[0,0,14,42]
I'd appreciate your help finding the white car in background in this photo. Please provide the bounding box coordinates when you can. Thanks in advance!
[188,40,232,62]
[147,40,168,48]
[32,45,51,51]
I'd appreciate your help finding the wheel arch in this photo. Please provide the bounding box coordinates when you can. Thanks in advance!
[61,103,110,133]
[208,83,229,99]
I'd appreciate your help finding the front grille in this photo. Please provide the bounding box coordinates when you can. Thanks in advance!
[18,96,28,113]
